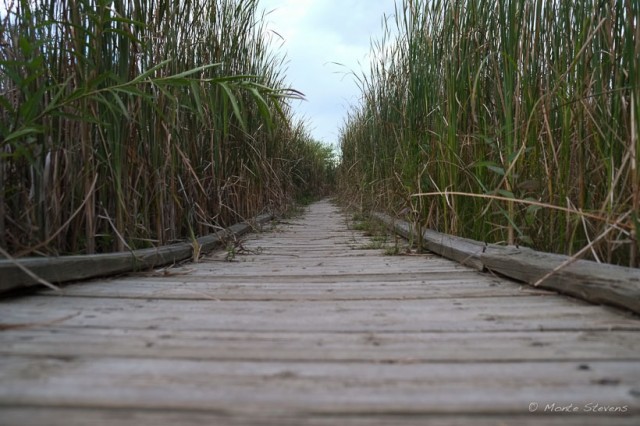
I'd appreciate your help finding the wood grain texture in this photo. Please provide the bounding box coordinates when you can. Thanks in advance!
[0,409,637,426]
[1,295,639,332]
[0,200,638,425]
[2,328,640,362]
[35,277,551,300]
[0,356,638,413]
[372,212,640,314]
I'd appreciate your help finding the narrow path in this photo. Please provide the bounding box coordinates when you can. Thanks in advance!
[1,200,639,425]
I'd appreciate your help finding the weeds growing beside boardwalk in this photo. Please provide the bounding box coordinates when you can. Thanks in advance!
[0,0,333,256]
[339,0,639,267]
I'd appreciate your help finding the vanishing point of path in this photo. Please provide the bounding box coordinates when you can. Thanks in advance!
[1,200,639,425]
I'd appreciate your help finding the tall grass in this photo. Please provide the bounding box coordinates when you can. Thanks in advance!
[1,0,332,256]
[339,0,639,267]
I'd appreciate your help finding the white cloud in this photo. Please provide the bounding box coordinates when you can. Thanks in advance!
[259,0,396,146]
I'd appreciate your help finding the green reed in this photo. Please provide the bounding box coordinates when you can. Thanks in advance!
[339,0,639,266]
[0,0,332,256]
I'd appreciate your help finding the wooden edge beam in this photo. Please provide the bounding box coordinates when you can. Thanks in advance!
[372,212,640,315]
[0,213,274,294]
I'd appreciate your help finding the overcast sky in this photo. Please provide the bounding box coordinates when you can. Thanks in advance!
[259,0,397,148]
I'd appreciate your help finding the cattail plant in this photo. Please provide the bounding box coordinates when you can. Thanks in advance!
[0,0,331,257]
[339,0,639,267]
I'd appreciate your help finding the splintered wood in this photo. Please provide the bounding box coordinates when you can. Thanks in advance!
[0,200,639,425]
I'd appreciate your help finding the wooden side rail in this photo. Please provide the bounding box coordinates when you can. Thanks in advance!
[373,212,640,315]
[0,213,274,293]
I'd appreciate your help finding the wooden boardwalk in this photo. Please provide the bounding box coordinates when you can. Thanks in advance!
[1,200,639,425]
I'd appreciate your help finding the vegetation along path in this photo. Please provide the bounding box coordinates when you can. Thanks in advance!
[1,200,640,425]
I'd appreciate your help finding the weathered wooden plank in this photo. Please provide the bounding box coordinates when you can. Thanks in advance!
[197,256,463,269]
[0,408,638,426]
[91,271,492,284]
[36,277,550,300]
[1,328,639,362]
[0,356,638,414]
[372,212,640,314]
[2,408,639,426]
[1,295,638,332]
[209,250,406,258]
[185,261,475,277]
[0,214,273,293]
